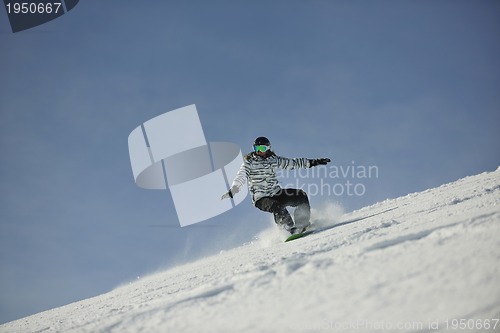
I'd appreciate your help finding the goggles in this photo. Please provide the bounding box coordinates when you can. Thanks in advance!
[254,144,271,153]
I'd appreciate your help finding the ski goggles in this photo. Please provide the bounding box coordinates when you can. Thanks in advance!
[254,144,271,153]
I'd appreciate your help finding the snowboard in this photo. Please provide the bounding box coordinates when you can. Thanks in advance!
[284,230,314,242]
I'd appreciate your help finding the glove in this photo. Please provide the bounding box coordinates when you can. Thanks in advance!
[221,185,239,200]
[309,158,331,168]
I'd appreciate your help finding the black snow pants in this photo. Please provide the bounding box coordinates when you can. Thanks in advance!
[254,188,310,230]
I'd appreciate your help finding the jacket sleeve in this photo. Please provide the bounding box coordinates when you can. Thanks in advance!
[231,159,250,189]
[275,156,311,169]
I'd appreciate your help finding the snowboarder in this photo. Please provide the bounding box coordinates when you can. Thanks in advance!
[221,136,330,234]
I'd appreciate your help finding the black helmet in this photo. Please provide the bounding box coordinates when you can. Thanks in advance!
[253,136,271,146]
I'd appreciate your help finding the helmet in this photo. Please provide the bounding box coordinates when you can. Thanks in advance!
[253,136,271,146]
[253,136,272,154]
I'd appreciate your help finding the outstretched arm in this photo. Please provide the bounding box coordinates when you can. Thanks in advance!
[276,156,331,169]
[221,160,249,200]
[275,156,310,169]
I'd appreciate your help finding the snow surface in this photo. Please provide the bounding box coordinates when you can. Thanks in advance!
[2,169,500,333]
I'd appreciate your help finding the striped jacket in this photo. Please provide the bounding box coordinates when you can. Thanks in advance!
[231,152,311,204]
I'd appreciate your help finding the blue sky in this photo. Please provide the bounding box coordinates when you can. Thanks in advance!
[1,0,499,324]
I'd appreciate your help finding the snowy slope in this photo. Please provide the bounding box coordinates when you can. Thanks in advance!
[2,168,500,333]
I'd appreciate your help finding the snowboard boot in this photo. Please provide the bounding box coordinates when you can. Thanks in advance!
[274,212,295,233]
[289,224,310,235]
[293,203,311,233]
[282,217,296,233]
